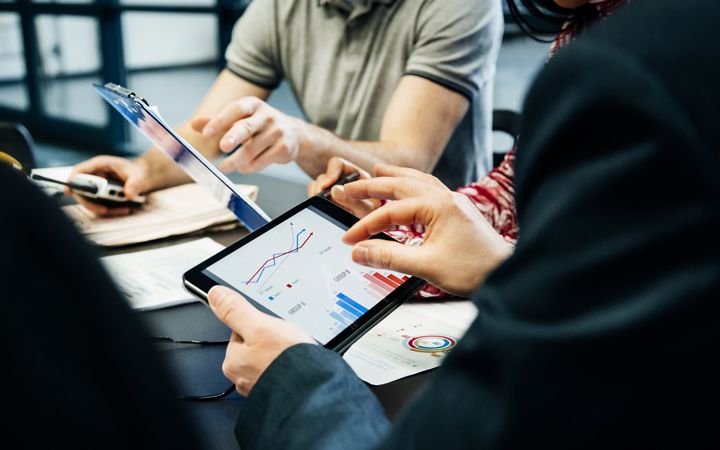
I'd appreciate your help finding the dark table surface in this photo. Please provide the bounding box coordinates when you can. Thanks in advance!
[99,172,431,450]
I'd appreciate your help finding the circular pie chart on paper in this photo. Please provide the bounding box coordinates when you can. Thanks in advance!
[404,335,457,353]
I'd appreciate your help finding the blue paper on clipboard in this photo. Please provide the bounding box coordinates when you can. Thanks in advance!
[94,83,270,232]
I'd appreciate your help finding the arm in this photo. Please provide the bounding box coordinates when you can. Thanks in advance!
[205,0,501,179]
[137,69,271,191]
[294,75,469,177]
[205,286,390,450]
[201,75,468,178]
[68,0,278,215]
[374,42,720,448]
[140,0,278,190]
[67,70,270,215]
[235,344,390,450]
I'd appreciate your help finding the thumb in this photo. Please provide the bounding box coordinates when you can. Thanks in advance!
[123,171,150,199]
[208,285,261,335]
[331,186,377,218]
[190,116,210,133]
[351,239,424,278]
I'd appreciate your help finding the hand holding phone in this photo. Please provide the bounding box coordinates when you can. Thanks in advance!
[31,172,146,208]
[68,173,146,207]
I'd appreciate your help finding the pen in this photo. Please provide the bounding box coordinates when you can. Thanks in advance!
[317,172,360,199]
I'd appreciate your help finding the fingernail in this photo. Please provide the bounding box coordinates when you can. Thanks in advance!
[353,245,369,264]
[203,126,216,137]
[223,137,236,149]
[208,285,226,306]
[332,185,345,201]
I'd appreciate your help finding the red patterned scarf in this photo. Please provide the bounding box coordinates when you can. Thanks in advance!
[549,0,629,58]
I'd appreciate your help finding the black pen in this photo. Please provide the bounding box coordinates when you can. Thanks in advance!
[317,172,360,199]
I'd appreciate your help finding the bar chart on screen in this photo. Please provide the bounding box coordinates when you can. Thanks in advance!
[362,271,409,299]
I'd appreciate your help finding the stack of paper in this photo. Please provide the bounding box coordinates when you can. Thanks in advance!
[101,238,226,310]
[344,300,478,385]
[63,182,258,247]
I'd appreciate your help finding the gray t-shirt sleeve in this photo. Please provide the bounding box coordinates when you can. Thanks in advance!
[404,0,503,100]
[224,0,282,89]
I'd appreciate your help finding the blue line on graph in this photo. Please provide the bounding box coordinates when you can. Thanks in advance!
[336,293,368,314]
[330,311,351,326]
[246,223,306,285]
[336,299,363,318]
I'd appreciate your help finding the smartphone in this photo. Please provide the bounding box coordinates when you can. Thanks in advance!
[69,173,146,207]
[30,172,146,207]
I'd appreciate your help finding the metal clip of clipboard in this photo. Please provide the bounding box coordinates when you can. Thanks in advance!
[95,82,271,232]
[103,83,149,106]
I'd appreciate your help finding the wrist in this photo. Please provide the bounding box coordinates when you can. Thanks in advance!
[295,119,321,158]
[134,152,160,191]
[472,241,513,292]
[295,121,333,171]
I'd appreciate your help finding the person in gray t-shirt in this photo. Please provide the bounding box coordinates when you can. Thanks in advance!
[68,0,502,216]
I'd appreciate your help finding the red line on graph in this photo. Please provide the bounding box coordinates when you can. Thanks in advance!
[245,232,314,285]
[387,273,405,285]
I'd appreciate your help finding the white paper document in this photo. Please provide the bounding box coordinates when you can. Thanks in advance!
[63,182,257,247]
[343,300,478,385]
[100,238,225,310]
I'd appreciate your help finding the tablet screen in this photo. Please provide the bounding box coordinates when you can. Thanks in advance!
[202,205,412,344]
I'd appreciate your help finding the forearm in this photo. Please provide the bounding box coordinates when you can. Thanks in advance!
[136,122,226,191]
[295,123,439,179]
[137,69,271,191]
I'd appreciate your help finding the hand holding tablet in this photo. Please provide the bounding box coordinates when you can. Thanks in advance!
[184,196,425,354]
[205,285,316,397]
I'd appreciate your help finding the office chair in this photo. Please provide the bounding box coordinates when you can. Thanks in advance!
[492,109,520,168]
[0,122,36,174]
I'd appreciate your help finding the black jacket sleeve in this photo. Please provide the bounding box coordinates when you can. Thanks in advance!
[235,344,390,450]
[235,1,720,449]
[0,167,206,450]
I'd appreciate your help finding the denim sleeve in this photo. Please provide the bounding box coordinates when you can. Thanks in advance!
[234,343,390,450]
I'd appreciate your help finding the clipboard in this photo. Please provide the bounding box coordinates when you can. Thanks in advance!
[94,83,271,232]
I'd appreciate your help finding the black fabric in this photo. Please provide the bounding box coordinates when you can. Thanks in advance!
[0,166,204,450]
[236,343,389,450]
[235,0,720,449]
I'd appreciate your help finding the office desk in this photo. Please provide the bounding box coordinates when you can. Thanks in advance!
[102,172,431,450]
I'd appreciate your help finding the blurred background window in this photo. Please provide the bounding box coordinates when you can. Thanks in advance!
[0,1,548,182]
[0,0,250,156]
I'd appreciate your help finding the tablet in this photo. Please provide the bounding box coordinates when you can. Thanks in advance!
[94,83,270,232]
[184,196,426,353]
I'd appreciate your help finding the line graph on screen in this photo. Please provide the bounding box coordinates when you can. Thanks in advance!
[244,222,313,286]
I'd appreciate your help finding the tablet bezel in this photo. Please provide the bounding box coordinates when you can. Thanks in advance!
[183,196,426,354]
